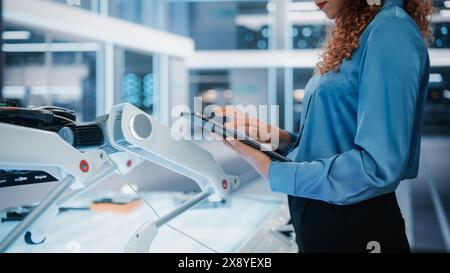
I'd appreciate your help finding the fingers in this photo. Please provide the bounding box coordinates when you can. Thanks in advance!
[212,106,225,117]
[226,122,272,142]
[224,116,259,130]
[213,106,243,118]
[212,106,274,143]
[248,126,260,141]
[224,121,252,137]
[213,107,257,127]
[225,117,257,127]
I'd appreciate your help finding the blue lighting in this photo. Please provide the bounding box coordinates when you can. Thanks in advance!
[122,73,142,106]
[261,27,269,38]
[257,40,267,49]
[297,40,307,49]
[143,73,154,109]
[302,27,312,38]
[244,32,254,42]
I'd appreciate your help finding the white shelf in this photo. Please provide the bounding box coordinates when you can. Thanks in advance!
[187,49,322,69]
[187,49,450,69]
[429,49,450,67]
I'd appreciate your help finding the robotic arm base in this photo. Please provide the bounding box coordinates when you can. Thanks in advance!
[124,221,158,253]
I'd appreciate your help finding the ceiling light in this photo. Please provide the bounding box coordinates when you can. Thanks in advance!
[2,31,31,40]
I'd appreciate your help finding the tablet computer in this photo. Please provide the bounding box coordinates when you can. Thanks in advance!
[181,112,293,163]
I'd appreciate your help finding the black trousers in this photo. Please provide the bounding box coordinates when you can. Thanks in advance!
[288,192,411,253]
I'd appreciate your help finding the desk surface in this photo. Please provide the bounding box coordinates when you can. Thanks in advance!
[0,190,286,253]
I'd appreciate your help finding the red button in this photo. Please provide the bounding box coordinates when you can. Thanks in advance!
[79,160,89,173]
[222,180,228,190]
[127,160,132,168]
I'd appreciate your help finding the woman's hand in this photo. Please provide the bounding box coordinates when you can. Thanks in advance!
[223,138,272,180]
[213,106,291,179]
[213,107,293,153]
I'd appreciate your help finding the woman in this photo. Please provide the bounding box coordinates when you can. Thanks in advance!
[218,0,433,253]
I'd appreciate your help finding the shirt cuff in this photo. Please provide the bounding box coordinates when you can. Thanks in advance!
[269,161,298,195]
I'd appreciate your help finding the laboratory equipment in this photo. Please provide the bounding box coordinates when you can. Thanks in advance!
[0,103,239,252]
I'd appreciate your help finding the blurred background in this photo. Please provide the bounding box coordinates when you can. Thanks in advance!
[0,0,449,252]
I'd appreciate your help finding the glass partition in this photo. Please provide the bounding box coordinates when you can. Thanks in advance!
[169,0,270,50]
[2,24,98,121]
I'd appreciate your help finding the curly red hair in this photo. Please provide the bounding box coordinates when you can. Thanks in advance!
[317,0,433,75]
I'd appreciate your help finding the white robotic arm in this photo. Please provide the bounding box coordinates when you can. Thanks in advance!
[0,122,111,188]
[0,103,239,253]
[104,103,239,201]
[102,103,240,252]
[0,122,114,252]
[22,152,142,246]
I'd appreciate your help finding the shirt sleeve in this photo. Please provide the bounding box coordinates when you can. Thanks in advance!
[269,18,428,205]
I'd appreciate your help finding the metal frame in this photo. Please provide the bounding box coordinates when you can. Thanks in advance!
[0,175,75,252]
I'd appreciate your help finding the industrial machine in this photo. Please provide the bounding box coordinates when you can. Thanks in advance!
[0,103,239,253]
